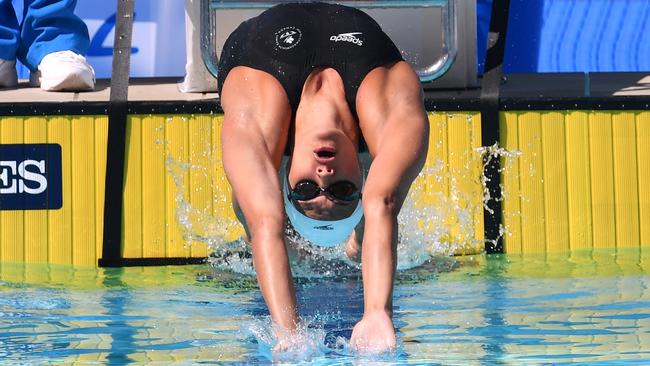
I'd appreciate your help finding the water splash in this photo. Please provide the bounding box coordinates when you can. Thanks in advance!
[242,317,328,362]
[476,142,523,249]
[240,315,404,363]
[476,142,523,213]
[166,156,238,245]
[162,114,521,277]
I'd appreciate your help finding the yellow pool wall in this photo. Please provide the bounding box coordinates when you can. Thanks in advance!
[500,110,650,253]
[0,112,485,266]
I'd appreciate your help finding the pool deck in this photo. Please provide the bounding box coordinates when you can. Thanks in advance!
[0,77,217,104]
[0,73,648,113]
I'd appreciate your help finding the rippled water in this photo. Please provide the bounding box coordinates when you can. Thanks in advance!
[1,249,649,364]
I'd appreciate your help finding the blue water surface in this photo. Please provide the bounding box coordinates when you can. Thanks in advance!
[1,249,650,365]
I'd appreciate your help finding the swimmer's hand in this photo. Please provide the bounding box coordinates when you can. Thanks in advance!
[272,323,298,352]
[273,336,292,353]
[271,323,323,362]
[350,311,396,354]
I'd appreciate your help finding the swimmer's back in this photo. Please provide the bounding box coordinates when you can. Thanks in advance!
[217,2,403,116]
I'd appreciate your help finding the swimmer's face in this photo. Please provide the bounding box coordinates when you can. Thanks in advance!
[288,131,362,220]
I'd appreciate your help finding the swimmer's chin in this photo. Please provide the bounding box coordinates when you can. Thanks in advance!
[309,129,353,147]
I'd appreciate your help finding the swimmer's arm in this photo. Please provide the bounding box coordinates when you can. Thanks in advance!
[220,67,298,333]
[223,131,297,331]
[354,61,429,337]
[359,122,428,314]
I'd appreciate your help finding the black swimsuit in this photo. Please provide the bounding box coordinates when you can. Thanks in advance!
[217,2,403,118]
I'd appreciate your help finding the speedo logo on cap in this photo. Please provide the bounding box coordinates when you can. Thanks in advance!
[330,32,363,46]
[313,224,334,231]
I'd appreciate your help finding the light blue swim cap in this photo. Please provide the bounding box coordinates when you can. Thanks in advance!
[282,166,363,247]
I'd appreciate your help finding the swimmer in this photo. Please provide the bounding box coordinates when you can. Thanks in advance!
[218,2,429,353]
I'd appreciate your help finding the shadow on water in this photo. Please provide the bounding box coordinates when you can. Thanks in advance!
[101,268,138,365]
[98,268,202,364]
[477,254,509,365]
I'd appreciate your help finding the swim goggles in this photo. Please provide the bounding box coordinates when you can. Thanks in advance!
[287,180,361,202]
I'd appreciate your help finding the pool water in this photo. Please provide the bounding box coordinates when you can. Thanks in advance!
[1,249,649,365]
